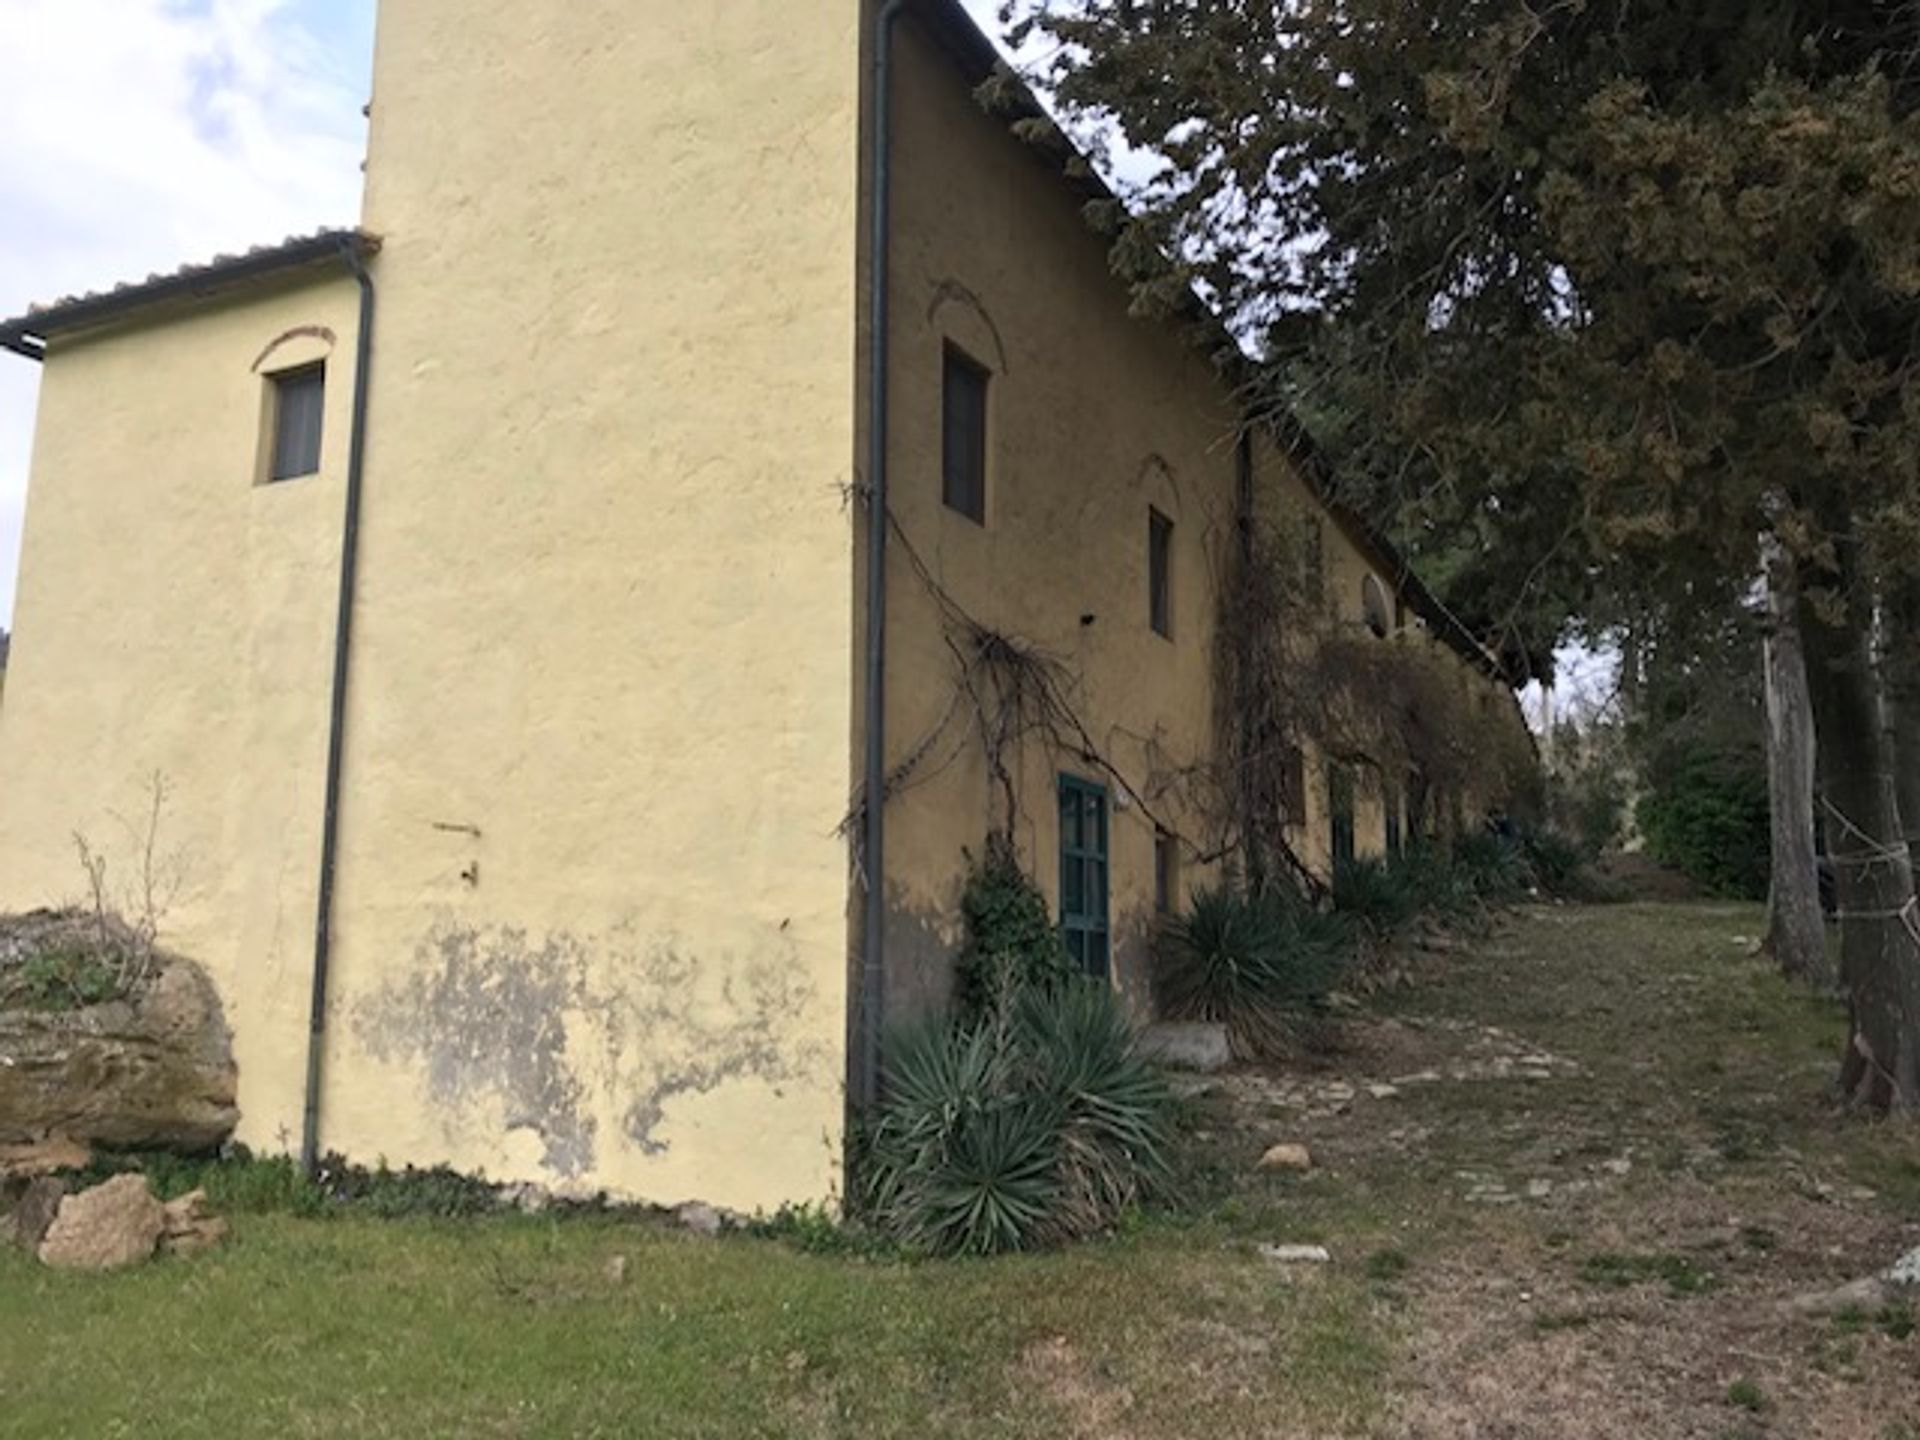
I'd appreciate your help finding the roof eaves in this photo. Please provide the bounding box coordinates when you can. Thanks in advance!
[0,229,379,362]
[913,0,1512,686]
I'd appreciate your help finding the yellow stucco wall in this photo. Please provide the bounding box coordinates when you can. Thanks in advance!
[869,20,1269,1019]
[2,1,865,1214]
[0,273,363,1153]
[868,16,1531,1021]
[1,0,1533,1212]
[303,0,864,1209]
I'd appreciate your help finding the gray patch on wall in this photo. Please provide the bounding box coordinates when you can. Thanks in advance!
[357,925,598,1176]
[616,943,828,1156]
[353,921,830,1176]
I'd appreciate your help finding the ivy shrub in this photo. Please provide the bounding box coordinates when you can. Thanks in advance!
[1155,886,1350,1058]
[1636,744,1770,899]
[953,835,1076,1019]
[861,979,1173,1256]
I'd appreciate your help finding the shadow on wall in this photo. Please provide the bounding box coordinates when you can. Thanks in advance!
[881,890,1161,1030]
[353,921,830,1179]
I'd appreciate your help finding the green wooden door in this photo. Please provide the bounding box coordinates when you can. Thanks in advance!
[1058,775,1111,979]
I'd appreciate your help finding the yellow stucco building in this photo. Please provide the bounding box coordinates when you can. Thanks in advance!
[0,0,1528,1212]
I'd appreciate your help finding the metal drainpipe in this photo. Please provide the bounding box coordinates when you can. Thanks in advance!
[301,238,377,1175]
[861,0,911,1114]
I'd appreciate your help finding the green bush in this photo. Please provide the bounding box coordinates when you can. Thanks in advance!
[954,836,1076,1019]
[69,1149,332,1218]
[1331,857,1423,933]
[17,947,120,1011]
[1451,832,1534,903]
[1636,744,1769,899]
[1521,830,1597,898]
[861,980,1173,1257]
[1156,886,1350,1058]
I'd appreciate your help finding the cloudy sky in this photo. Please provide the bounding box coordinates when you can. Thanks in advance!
[0,0,1014,627]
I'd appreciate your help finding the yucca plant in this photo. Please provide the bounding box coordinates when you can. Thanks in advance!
[1155,886,1350,1059]
[1016,981,1173,1239]
[1452,832,1533,903]
[861,979,1172,1257]
[1331,856,1422,934]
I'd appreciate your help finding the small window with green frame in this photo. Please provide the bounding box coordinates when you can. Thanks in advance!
[1058,775,1111,979]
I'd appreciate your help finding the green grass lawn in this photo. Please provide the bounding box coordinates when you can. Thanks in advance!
[1,1207,1389,1439]
[4,901,1916,1439]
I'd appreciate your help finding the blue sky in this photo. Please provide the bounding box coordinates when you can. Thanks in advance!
[0,0,1010,627]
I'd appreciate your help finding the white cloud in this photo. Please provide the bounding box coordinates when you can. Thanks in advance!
[0,0,371,626]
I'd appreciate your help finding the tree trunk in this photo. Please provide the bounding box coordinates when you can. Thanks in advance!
[1886,577,1920,876]
[1798,552,1920,1113]
[1761,538,1830,988]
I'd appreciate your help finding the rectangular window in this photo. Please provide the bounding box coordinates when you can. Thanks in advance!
[1329,763,1357,869]
[942,345,988,524]
[1385,785,1404,861]
[1149,508,1173,638]
[1059,776,1111,979]
[1281,744,1307,825]
[268,364,326,482]
[1154,827,1180,915]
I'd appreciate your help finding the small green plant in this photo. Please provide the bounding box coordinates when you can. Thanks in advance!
[1725,1378,1767,1413]
[19,947,120,1010]
[68,1149,332,1218]
[317,1157,502,1218]
[1364,1248,1412,1282]
[747,1203,895,1258]
[1879,1300,1916,1341]
[1155,885,1349,1058]
[861,980,1173,1257]
[1577,1251,1718,1297]
[953,835,1076,1019]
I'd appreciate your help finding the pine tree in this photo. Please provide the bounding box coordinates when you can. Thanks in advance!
[1008,0,1920,1109]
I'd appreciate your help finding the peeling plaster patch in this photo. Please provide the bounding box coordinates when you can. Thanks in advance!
[616,942,829,1156]
[355,925,597,1176]
[353,921,830,1176]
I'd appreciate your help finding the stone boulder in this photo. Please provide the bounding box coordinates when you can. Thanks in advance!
[159,1188,230,1257]
[1139,1022,1233,1074]
[37,1173,166,1271]
[5,1176,68,1252]
[0,914,238,1152]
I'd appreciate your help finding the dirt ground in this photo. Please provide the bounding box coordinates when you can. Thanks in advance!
[1180,901,1919,1439]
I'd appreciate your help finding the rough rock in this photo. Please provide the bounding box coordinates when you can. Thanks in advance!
[158,1188,230,1257]
[1786,1276,1898,1317]
[37,1173,165,1271]
[603,1254,630,1285]
[676,1201,724,1237]
[6,1175,67,1251]
[1138,1023,1232,1074]
[0,925,239,1152]
[1786,1250,1920,1316]
[1888,1246,1920,1289]
[0,1135,92,1179]
[1258,1143,1314,1173]
[1259,1243,1332,1265]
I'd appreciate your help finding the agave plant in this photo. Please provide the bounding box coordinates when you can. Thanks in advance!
[861,980,1172,1257]
[1155,886,1350,1059]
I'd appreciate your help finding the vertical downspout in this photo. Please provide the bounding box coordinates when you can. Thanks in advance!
[302,239,377,1174]
[861,0,911,1112]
